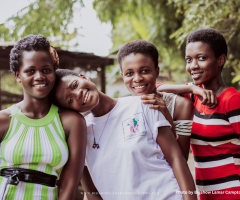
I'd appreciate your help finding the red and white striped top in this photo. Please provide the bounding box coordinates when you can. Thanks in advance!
[156,83,240,199]
[190,86,240,200]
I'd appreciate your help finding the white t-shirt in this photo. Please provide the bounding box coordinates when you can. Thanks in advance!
[85,96,183,200]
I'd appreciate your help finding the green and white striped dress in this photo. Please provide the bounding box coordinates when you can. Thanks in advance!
[0,104,69,200]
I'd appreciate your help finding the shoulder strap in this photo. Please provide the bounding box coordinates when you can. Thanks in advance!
[7,104,21,116]
[50,104,59,114]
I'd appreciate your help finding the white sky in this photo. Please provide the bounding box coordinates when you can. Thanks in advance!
[0,0,113,56]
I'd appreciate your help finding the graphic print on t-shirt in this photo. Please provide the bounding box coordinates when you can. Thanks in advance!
[122,112,147,141]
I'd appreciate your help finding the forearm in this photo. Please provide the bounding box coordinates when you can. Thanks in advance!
[58,184,78,200]
[81,167,103,200]
[157,84,194,95]
[156,127,196,200]
[171,156,196,200]
[177,136,190,160]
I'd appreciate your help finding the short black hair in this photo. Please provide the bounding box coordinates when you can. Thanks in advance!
[117,40,159,69]
[55,69,79,86]
[10,34,59,73]
[187,28,228,58]
[50,69,79,106]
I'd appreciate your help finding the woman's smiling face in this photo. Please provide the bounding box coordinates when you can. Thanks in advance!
[15,50,55,100]
[121,53,159,96]
[185,42,222,85]
[55,74,100,112]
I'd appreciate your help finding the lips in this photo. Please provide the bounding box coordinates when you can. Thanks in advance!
[132,84,148,89]
[83,89,90,105]
[32,83,48,88]
[191,71,204,80]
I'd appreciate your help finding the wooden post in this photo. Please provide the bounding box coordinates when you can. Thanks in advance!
[101,65,106,94]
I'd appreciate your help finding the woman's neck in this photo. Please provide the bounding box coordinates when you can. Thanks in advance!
[91,92,117,117]
[202,76,226,94]
[17,95,51,119]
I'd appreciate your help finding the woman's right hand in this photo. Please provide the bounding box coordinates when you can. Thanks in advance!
[141,93,176,137]
[191,85,218,109]
[140,93,168,114]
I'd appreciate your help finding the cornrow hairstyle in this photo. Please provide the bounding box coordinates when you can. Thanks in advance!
[187,28,228,69]
[10,34,59,73]
[117,40,159,69]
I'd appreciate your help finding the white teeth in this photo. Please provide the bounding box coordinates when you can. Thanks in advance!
[134,85,146,89]
[84,91,89,104]
[192,73,203,78]
[33,84,46,87]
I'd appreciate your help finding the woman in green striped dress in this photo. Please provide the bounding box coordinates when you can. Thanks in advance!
[0,35,87,199]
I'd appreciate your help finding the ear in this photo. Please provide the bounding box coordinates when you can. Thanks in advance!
[155,66,160,78]
[79,74,89,81]
[218,54,226,68]
[121,71,124,79]
[14,71,21,83]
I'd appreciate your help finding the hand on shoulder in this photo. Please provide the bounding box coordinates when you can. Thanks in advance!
[141,92,168,114]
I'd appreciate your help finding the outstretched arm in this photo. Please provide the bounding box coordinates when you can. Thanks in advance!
[157,126,197,200]
[58,110,87,200]
[157,84,217,109]
[81,166,103,200]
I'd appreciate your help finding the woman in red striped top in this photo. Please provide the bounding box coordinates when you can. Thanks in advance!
[156,28,240,200]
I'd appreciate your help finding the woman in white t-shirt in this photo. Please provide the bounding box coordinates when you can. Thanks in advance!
[52,69,197,200]
[117,40,194,160]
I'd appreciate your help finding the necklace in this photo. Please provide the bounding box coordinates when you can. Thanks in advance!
[200,85,223,116]
[92,110,111,149]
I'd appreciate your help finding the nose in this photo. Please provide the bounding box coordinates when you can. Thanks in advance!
[190,59,199,70]
[133,73,143,82]
[74,89,82,100]
[34,71,45,80]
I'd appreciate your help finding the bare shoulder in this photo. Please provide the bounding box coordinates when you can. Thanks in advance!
[58,108,86,139]
[174,96,193,120]
[0,109,12,142]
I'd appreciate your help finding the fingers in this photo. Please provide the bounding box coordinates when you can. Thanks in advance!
[141,93,162,100]
[209,95,218,109]
[149,105,164,112]
[156,92,163,98]
[200,93,207,105]
[142,99,159,105]
[199,90,218,109]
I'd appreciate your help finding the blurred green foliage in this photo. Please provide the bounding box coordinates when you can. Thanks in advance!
[93,0,240,88]
[0,0,83,48]
[93,0,188,83]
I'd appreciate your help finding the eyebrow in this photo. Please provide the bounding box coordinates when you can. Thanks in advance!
[25,64,53,68]
[124,66,150,71]
[140,66,151,69]
[185,53,207,57]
